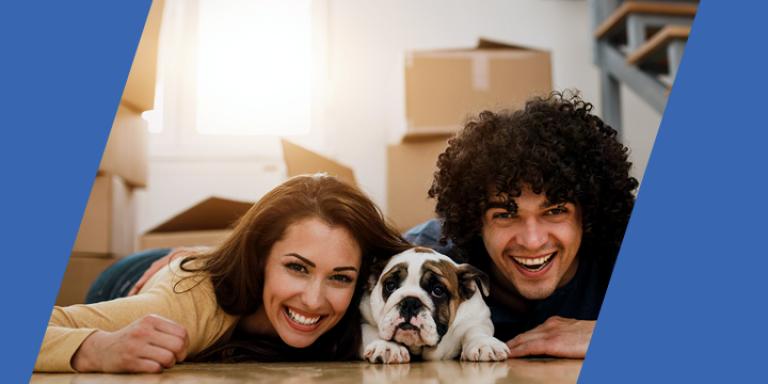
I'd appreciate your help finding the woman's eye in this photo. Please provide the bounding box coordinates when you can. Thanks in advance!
[431,285,446,298]
[286,263,308,274]
[384,281,398,293]
[330,274,353,284]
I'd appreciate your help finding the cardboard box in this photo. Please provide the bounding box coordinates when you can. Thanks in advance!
[140,197,253,250]
[404,38,552,141]
[121,0,164,112]
[282,139,357,186]
[99,102,149,188]
[387,138,450,232]
[98,0,164,188]
[55,254,116,306]
[73,174,136,257]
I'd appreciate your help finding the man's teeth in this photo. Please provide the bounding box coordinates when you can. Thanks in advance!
[286,308,321,325]
[513,253,555,269]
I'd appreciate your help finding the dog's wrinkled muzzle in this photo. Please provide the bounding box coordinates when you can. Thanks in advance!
[398,297,424,322]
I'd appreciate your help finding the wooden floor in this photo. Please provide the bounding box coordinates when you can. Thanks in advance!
[31,359,582,383]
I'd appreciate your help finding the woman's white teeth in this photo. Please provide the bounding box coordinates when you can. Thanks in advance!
[286,308,320,325]
[513,253,555,269]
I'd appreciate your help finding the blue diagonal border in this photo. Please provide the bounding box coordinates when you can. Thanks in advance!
[0,1,151,380]
[582,1,768,382]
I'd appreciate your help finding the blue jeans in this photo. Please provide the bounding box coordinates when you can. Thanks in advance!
[85,248,171,304]
[403,219,454,255]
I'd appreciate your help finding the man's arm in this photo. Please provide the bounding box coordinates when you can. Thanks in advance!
[506,316,594,359]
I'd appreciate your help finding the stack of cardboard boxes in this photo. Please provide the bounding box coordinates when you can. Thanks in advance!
[55,0,164,306]
[387,39,553,232]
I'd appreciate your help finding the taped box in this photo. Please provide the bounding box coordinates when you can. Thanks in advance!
[404,38,552,142]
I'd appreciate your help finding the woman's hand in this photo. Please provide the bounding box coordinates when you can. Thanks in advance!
[71,314,190,373]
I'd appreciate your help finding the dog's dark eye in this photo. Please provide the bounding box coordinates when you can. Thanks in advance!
[431,285,446,298]
[383,281,398,293]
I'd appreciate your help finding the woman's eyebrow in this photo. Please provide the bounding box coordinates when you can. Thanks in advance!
[284,253,315,268]
[284,254,357,272]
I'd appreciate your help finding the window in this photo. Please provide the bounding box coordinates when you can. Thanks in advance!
[148,0,325,159]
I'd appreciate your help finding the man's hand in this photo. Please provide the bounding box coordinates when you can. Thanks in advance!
[506,316,594,359]
[71,314,189,373]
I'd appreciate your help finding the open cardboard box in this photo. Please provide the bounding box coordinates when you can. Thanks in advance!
[139,140,357,250]
[404,38,552,141]
[140,197,254,250]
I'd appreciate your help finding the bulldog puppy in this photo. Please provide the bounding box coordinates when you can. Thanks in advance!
[360,247,509,363]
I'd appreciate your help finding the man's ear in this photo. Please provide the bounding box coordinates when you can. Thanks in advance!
[457,263,490,299]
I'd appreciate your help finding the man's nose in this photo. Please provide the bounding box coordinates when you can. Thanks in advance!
[519,219,548,249]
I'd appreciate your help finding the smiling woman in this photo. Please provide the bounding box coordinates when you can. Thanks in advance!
[35,174,411,372]
[240,218,362,349]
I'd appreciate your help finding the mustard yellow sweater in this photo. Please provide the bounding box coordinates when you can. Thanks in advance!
[34,259,238,372]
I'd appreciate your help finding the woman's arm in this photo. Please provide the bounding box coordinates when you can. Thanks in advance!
[35,262,237,372]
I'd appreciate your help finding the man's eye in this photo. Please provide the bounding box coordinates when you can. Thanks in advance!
[286,263,308,274]
[546,206,568,216]
[492,211,515,219]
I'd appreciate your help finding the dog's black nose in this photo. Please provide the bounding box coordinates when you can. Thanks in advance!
[399,297,423,320]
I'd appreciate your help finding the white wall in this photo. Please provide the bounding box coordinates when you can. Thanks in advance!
[137,0,662,234]
[323,0,661,212]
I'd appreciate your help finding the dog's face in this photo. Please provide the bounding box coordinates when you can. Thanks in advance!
[367,247,489,352]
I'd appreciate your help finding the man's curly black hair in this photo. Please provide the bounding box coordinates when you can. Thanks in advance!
[429,91,638,274]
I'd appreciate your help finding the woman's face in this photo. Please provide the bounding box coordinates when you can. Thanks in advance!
[261,217,362,348]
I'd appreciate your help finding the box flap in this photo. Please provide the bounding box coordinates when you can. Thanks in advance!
[281,139,357,186]
[146,197,253,234]
[408,38,545,55]
[477,37,527,50]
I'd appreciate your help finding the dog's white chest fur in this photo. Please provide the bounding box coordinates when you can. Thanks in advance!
[360,247,509,363]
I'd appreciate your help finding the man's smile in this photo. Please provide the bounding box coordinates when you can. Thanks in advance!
[510,252,557,273]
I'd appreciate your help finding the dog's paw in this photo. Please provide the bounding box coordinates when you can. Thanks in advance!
[364,340,411,364]
[461,336,510,362]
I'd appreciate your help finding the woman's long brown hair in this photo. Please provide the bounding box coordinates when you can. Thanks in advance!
[181,174,411,361]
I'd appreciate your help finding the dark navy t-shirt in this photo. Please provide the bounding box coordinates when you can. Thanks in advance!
[404,219,611,341]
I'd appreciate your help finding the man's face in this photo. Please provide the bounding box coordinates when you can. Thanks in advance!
[481,187,582,300]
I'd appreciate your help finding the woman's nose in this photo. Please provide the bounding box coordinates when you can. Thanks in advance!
[300,278,325,310]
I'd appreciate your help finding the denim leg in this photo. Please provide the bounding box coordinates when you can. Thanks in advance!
[85,248,172,303]
[403,219,455,255]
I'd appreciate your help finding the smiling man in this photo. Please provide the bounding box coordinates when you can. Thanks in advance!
[406,92,638,358]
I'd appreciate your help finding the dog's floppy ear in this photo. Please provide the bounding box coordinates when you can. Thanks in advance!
[457,263,490,299]
[365,258,389,292]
